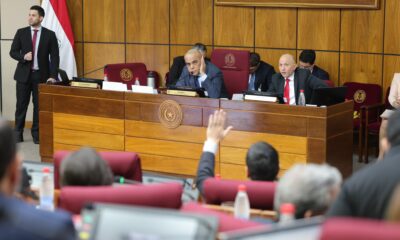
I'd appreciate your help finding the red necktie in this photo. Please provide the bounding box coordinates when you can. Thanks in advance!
[284,78,290,105]
[32,29,38,69]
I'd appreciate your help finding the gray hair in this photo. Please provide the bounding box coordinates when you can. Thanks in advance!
[274,163,342,219]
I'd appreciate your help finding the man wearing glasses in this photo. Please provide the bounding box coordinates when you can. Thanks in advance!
[298,50,329,81]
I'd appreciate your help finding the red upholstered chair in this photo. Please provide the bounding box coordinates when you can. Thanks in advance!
[53,150,142,189]
[343,82,382,163]
[59,183,183,214]
[202,178,276,210]
[363,87,391,163]
[320,217,400,240]
[325,80,335,87]
[181,202,266,233]
[104,63,147,90]
[211,49,250,98]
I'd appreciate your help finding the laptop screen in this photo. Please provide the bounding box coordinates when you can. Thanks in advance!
[310,86,347,106]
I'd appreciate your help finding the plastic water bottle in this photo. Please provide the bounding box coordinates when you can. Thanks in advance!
[104,73,108,81]
[279,203,295,224]
[298,89,306,106]
[147,71,155,88]
[39,167,54,211]
[134,77,140,86]
[234,184,250,219]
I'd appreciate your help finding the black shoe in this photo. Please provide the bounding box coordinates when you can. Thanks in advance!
[33,138,39,144]
[14,133,23,143]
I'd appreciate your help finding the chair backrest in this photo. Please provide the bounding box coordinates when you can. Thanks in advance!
[211,49,250,98]
[320,217,400,240]
[59,183,183,214]
[104,63,148,90]
[181,202,265,233]
[343,82,382,111]
[54,150,142,189]
[203,178,276,210]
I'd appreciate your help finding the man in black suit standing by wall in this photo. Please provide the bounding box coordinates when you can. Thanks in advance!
[10,5,59,144]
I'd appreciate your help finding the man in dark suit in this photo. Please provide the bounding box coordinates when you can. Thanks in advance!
[299,50,329,81]
[327,110,400,219]
[195,110,279,195]
[176,49,228,99]
[0,119,76,240]
[268,54,328,105]
[168,43,209,87]
[10,5,60,144]
[248,52,275,92]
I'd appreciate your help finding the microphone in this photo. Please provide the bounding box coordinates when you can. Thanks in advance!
[113,176,140,185]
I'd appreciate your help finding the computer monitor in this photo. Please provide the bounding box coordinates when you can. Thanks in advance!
[310,86,347,106]
[80,203,218,240]
[57,68,71,85]
[219,216,323,240]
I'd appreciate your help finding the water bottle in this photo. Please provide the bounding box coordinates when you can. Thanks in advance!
[147,71,155,88]
[39,167,54,211]
[234,184,250,219]
[279,203,295,224]
[298,89,306,106]
[134,77,140,86]
[104,73,108,81]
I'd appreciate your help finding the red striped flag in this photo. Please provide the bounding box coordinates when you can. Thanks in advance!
[41,0,77,79]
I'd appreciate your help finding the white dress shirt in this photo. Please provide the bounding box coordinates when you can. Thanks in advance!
[31,26,42,70]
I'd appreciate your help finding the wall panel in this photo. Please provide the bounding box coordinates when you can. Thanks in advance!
[339,53,383,85]
[384,0,400,54]
[66,0,82,41]
[126,0,169,44]
[170,0,213,45]
[383,56,400,92]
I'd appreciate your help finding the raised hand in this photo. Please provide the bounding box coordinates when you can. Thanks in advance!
[206,110,233,143]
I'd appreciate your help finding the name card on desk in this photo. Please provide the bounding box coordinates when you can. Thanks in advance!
[131,85,158,94]
[102,82,127,92]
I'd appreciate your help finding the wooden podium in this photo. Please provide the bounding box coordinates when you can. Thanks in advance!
[39,85,353,179]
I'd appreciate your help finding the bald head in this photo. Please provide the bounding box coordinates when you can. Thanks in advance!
[279,54,297,78]
[184,49,202,76]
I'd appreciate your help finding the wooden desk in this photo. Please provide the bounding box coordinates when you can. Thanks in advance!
[39,85,353,178]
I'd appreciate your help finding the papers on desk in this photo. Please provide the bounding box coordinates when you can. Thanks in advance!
[231,93,244,101]
[102,81,127,92]
[131,85,158,94]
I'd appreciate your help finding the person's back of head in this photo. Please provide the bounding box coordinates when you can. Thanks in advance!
[274,163,342,219]
[246,142,279,181]
[249,52,261,68]
[0,119,19,195]
[60,147,113,187]
[299,50,316,65]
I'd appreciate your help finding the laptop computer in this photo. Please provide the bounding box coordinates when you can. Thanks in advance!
[310,86,347,106]
[54,68,71,86]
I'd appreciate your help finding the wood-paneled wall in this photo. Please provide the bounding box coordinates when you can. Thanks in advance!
[68,0,400,96]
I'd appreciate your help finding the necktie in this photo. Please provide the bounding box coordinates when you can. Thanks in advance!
[32,29,38,69]
[193,75,200,88]
[284,78,290,105]
[248,74,255,91]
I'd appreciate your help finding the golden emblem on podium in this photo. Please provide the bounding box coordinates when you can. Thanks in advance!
[224,53,236,68]
[353,90,366,103]
[158,100,183,129]
[120,68,133,82]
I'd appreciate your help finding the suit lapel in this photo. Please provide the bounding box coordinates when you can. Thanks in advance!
[294,70,300,102]
[24,27,33,52]
[279,75,285,93]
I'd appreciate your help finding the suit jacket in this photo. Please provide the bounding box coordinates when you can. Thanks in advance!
[0,194,75,240]
[168,56,211,87]
[176,61,228,98]
[327,145,400,219]
[267,68,328,104]
[10,26,59,83]
[312,65,329,81]
[196,151,216,195]
[253,61,276,91]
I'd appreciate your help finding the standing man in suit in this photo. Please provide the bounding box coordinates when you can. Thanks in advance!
[299,50,330,81]
[10,5,59,144]
[168,43,209,87]
[0,119,76,239]
[268,54,328,105]
[176,49,228,99]
[248,52,275,92]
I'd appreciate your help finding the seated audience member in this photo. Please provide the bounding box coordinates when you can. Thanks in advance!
[274,164,342,219]
[327,110,400,219]
[196,110,279,194]
[267,54,328,105]
[176,49,228,98]
[378,73,400,159]
[248,52,275,92]
[298,50,329,80]
[168,43,209,86]
[0,119,76,239]
[60,147,113,187]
